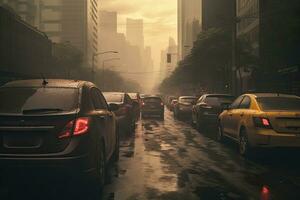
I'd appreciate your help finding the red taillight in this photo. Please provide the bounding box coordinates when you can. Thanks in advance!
[253,117,272,129]
[261,185,270,200]
[58,117,90,139]
[142,102,145,106]
[161,102,164,106]
[262,118,270,126]
[74,117,90,136]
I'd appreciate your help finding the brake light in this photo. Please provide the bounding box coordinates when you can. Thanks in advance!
[58,117,90,139]
[73,117,90,136]
[142,102,145,106]
[261,185,270,200]
[253,117,272,129]
[161,102,164,106]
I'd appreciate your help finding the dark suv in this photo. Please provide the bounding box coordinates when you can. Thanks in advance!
[141,96,164,119]
[0,79,119,189]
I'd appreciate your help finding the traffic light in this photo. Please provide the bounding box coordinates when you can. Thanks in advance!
[167,53,172,63]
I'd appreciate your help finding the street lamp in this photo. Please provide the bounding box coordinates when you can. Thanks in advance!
[102,58,120,90]
[92,51,118,82]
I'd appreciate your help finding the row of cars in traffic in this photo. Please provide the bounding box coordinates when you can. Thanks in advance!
[166,93,300,157]
[0,79,155,192]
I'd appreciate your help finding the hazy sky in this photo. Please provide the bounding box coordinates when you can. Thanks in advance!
[101,0,177,68]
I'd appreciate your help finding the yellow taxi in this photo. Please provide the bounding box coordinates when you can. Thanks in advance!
[218,93,300,156]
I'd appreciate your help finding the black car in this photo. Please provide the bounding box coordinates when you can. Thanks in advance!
[174,96,197,119]
[103,92,136,135]
[0,79,119,190]
[141,96,164,119]
[192,94,234,130]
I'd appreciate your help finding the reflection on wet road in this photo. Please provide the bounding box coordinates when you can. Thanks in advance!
[1,110,300,200]
[103,110,300,200]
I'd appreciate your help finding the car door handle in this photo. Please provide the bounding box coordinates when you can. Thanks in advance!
[240,113,244,117]
[229,113,233,116]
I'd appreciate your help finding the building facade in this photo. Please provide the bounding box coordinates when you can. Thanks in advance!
[126,18,144,49]
[177,0,202,60]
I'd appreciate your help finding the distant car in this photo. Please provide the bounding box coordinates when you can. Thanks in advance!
[192,94,234,130]
[141,96,164,119]
[103,92,135,134]
[174,96,197,119]
[0,79,119,190]
[170,99,178,111]
[128,92,142,120]
[166,96,177,110]
[218,93,300,156]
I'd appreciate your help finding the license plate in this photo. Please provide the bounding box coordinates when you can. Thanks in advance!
[3,135,42,148]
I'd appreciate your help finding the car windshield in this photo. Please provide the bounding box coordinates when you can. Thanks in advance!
[103,93,124,103]
[205,96,235,106]
[257,97,300,111]
[143,97,162,103]
[0,87,79,114]
[179,98,197,104]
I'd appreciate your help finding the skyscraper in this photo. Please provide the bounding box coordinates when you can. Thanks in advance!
[100,10,117,34]
[126,18,144,49]
[177,0,202,60]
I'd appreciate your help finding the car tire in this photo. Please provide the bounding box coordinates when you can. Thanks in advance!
[90,141,106,195]
[239,129,252,157]
[113,131,120,162]
[196,117,204,131]
[216,124,224,142]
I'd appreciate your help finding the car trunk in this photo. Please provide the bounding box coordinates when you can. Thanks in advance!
[144,101,161,109]
[0,113,76,155]
[267,112,300,133]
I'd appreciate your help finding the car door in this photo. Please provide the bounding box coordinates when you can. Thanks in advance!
[96,89,116,158]
[223,96,244,137]
[231,96,251,139]
[90,88,112,159]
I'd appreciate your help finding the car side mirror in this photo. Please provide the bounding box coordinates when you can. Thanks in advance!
[109,103,119,112]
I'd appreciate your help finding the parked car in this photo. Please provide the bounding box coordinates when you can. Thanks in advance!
[103,92,135,134]
[192,94,234,130]
[218,93,300,156]
[128,92,142,120]
[0,79,119,190]
[166,96,177,110]
[141,96,164,119]
[174,96,198,119]
[170,99,178,111]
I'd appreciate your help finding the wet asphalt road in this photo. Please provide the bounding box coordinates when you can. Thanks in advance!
[1,110,300,200]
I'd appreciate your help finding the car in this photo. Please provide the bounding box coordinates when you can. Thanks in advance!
[141,96,164,119]
[192,94,234,130]
[103,92,136,135]
[170,99,178,111]
[218,93,300,156]
[174,96,198,119]
[166,96,177,110]
[0,79,119,190]
[128,92,142,120]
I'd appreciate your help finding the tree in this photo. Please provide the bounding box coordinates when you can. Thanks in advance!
[160,28,257,94]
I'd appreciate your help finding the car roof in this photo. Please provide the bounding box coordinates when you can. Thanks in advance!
[204,94,234,97]
[143,95,161,99]
[246,93,299,98]
[179,96,197,99]
[103,92,126,95]
[2,79,92,89]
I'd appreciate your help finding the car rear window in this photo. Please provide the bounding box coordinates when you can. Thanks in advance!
[205,96,235,106]
[128,93,138,100]
[179,98,197,104]
[0,87,79,114]
[103,93,124,103]
[257,97,300,111]
[143,97,162,103]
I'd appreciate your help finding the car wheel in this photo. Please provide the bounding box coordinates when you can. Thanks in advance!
[90,141,106,195]
[196,117,203,131]
[113,132,120,162]
[239,129,252,157]
[216,124,224,142]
